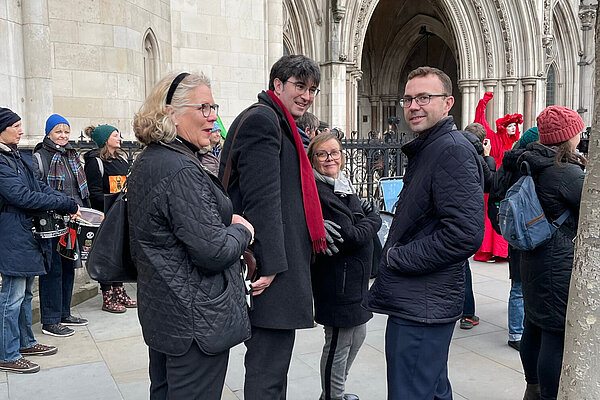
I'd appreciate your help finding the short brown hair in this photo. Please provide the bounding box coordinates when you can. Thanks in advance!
[307,132,345,170]
[464,123,486,143]
[407,66,452,95]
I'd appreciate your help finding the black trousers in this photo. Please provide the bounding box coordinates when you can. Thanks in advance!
[520,320,565,400]
[148,341,229,400]
[244,326,296,400]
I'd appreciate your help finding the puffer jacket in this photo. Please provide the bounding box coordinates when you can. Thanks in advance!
[128,138,252,356]
[366,117,485,324]
[518,143,584,332]
[0,143,78,276]
[311,180,381,328]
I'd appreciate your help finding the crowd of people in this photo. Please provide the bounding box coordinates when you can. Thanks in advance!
[0,54,586,400]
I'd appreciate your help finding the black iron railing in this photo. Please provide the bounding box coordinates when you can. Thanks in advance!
[341,136,406,205]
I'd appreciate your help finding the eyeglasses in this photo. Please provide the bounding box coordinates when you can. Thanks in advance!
[399,94,447,108]
[181,103,219,117]
[285,80,320,97]
[315,149,341,161]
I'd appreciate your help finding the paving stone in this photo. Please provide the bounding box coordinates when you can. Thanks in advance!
[8,362,121,400]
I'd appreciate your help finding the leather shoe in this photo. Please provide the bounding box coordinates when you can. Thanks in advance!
[508,340,521,351]
[344,395,360,400]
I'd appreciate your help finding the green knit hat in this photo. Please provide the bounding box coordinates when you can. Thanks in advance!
[91,124,118,148]
[517,127,539,149]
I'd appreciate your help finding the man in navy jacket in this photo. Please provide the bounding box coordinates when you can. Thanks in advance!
[366,67,485,400]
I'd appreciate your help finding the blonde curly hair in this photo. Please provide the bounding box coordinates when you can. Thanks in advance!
[133,72,212,145]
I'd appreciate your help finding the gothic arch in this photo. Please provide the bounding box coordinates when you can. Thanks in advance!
[282,0,320,59]
[142,28,160,98]
[548,0,581,107]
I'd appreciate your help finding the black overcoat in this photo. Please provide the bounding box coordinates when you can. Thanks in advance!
[311,180,381,328]
[219,91,314,329]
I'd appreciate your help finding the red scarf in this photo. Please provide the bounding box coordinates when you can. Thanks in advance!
[267,90,327,253]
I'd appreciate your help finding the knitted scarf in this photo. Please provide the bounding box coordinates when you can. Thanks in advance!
[46,144,89,199]
[266,90,327,253]
[313,169,354,197]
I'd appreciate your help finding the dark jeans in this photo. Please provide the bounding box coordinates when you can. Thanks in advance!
[385,317,454,400]
[148,340,229,400]
[462,260,475,317]
[520,320,565,400]
[244,326,296,400]
[39,238,75,325]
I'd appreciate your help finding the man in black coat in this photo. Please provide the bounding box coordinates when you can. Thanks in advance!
[365,67,485,400]
[219,55,326,399]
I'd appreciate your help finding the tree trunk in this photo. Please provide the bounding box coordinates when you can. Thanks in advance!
[557,4,600,398]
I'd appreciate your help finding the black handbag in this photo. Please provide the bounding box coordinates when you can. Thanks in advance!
[86,189,137,282]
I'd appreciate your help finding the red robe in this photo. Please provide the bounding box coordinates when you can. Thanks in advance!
[473,92,522,261]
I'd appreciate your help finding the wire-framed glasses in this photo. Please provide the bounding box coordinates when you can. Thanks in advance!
[399,94,447,108]
[285,80,320,97]
[181,103,220,117]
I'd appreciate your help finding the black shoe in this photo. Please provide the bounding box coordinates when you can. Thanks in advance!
[459,316,480,329]
[61,315,88,326]
[344,395,360,400]
[508,340,521,351]
[41,324,74,337]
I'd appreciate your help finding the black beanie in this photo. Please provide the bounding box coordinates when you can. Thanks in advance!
[0,108,21,134]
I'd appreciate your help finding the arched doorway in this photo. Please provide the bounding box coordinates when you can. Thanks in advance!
[357,0,461,137]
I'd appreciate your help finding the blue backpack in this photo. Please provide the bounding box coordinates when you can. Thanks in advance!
[498,161,570,251]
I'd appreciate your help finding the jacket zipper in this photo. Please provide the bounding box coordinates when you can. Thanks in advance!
[342,263,347,293]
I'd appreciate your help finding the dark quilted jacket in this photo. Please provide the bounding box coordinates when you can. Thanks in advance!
[518,143,583,332]
[311,181,381,328]
[128,139,252,356]
[366,117,485,324]
[0,144,78,276]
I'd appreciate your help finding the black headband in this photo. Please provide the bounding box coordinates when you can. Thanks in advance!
[166,72,190,105]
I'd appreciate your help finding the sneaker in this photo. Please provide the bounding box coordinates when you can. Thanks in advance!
[19,343,58,356]
[61,315,88,326]
[0,357,40,373]
[459,316,480,329]
[508,340,521,351]
[41,323,75,337]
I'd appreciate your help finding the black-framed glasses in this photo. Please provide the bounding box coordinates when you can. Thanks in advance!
[285,80,320,97]
[399,94,447,108]
[315,149,341,161]
[181,103,219,117]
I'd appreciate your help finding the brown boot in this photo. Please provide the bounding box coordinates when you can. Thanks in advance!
[523,383,541,400]
[102,289,126,313]
[113,286,137,308]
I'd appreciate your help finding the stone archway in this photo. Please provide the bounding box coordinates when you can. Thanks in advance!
[356,0,462,136]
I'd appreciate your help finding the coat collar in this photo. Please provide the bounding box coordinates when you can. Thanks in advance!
[402,116,455,158]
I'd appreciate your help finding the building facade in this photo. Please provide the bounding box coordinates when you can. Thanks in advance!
[1,0,596,145]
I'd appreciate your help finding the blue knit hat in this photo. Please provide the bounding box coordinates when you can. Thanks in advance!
[210,122,221,133]
[45,114,70,136]
[91,124,118,148]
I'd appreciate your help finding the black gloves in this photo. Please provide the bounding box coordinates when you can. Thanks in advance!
[360,198,379,215]
[323,219,344,256]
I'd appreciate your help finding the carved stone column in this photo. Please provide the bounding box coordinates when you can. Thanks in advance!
[522,78,538,131]
[483,79,499,127]
[346,67,362,134]
[502,79,518,115]
[458,80,478,128]
[369,96,379,132]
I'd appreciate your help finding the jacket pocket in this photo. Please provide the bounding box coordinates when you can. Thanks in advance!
[335,257,365,305]
[192,266,251,355]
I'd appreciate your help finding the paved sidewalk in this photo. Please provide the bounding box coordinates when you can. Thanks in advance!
[0,259,526,399]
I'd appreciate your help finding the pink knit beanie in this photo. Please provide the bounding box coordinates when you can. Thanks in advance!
[536,106,584,145]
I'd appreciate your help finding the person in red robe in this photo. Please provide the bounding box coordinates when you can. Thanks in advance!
[473,92,523,261]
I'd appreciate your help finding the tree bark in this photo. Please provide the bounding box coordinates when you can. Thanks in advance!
[557,3,600,398]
